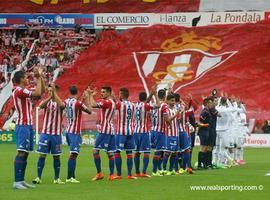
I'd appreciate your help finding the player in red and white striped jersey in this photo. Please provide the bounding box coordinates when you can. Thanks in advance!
[89,86,117,181]
[152,102,168,133]
[114,88,136,179]
[165,107,179,137]
[12,69,45,189]
[65,86,91,183]
[33,84,66,185]
[116,100,134,136]
[162,94,181,175]
[151,89,168,176]
[178,96,197,174]
[134,86,160,177]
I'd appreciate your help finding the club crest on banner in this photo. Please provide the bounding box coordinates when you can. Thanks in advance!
[133,31,238,94]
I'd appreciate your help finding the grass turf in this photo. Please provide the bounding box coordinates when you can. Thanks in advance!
[0,144,269,200]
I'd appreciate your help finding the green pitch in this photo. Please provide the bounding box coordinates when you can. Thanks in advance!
[0,144,269,200]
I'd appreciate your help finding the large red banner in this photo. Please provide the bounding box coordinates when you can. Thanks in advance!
[0,0,199,13]
[56,21,270,130]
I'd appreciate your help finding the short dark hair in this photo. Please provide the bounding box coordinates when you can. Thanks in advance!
[120,87,129,99]
[166,94,175,101]
[139,92,147,101]
[174,93,180,102]
[220,97,227,105]
[158,89,166,99]
[101,86,112,94]
[12,70,25,85]
[69,85,78,95]
[203,97,213,106]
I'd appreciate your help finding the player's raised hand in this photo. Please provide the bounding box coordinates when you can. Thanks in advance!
[151,83,158,95]
[167,83,173,94]
[220,91,224,97]
[88,87,97,96]
[83,90,89,100]
[188,93,193,100]
[201,95,206,100]
[48,86,53,98]
[33,67,40,78]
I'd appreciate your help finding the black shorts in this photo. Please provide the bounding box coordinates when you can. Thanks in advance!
[208,129,217,147]
[198,130,209,146]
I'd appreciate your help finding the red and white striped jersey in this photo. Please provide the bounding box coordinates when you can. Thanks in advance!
[65,98,88,135]
[134,102,153,133]
[165,107,180,137]
[12,86,33,125]
[41,100,65,135]
[180,100,197,132]
[152,102,168,133]
[179,108,194,132]
[97,99,116,135]
[116,100,134,136]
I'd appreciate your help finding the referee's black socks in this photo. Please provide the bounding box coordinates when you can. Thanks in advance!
[206,151,213,168]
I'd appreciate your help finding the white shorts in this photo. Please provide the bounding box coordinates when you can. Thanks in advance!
[217,130,234,148]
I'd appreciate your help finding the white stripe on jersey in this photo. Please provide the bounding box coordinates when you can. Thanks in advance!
[116,101,134,135]
[134,102,152,133]
[13,86,33,125]
[165,107,179,137]
[42,100,64,135]
[98,99,116,135]
[65,98,85,135]
[152,102,167,133]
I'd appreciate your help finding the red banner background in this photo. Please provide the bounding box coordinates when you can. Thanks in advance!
[53,21,270,130]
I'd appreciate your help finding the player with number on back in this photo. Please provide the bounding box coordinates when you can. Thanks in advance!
[133,85,160,178]
[65,86,92,183]
[151,89,168,176]
[114,88,136,180]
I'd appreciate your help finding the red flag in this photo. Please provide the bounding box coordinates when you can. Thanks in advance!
[57,21,270,127]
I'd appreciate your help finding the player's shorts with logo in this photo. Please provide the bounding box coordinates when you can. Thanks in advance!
[66,133,82,154]
[134,132,151,152]
[15,125,34,152]
[153,131,166,151]
[179,131,191,152]
[94,133,116,152]
[115,135,135,151]
[37,133,62,155]
[165,136,179,152]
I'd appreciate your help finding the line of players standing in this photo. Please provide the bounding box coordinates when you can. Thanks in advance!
[12,69,249,189]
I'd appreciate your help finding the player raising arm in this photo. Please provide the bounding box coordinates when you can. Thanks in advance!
[12,69,45,189]
[65,86,92,183]
[89,86,117,181]
[32,84,66,185]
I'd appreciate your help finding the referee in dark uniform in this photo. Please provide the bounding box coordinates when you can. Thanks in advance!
[208,96,220,168]
[197,97,213,169]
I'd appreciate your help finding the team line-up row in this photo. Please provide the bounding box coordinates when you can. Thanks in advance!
[11,69,249,189]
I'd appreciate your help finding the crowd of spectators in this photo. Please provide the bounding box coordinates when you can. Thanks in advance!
[0,26,97,129]
[0,27,97,91]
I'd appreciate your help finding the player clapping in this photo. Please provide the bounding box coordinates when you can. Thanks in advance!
[33,84,65,185]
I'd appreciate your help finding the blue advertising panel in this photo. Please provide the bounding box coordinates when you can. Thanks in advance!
[0,14,94,28]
